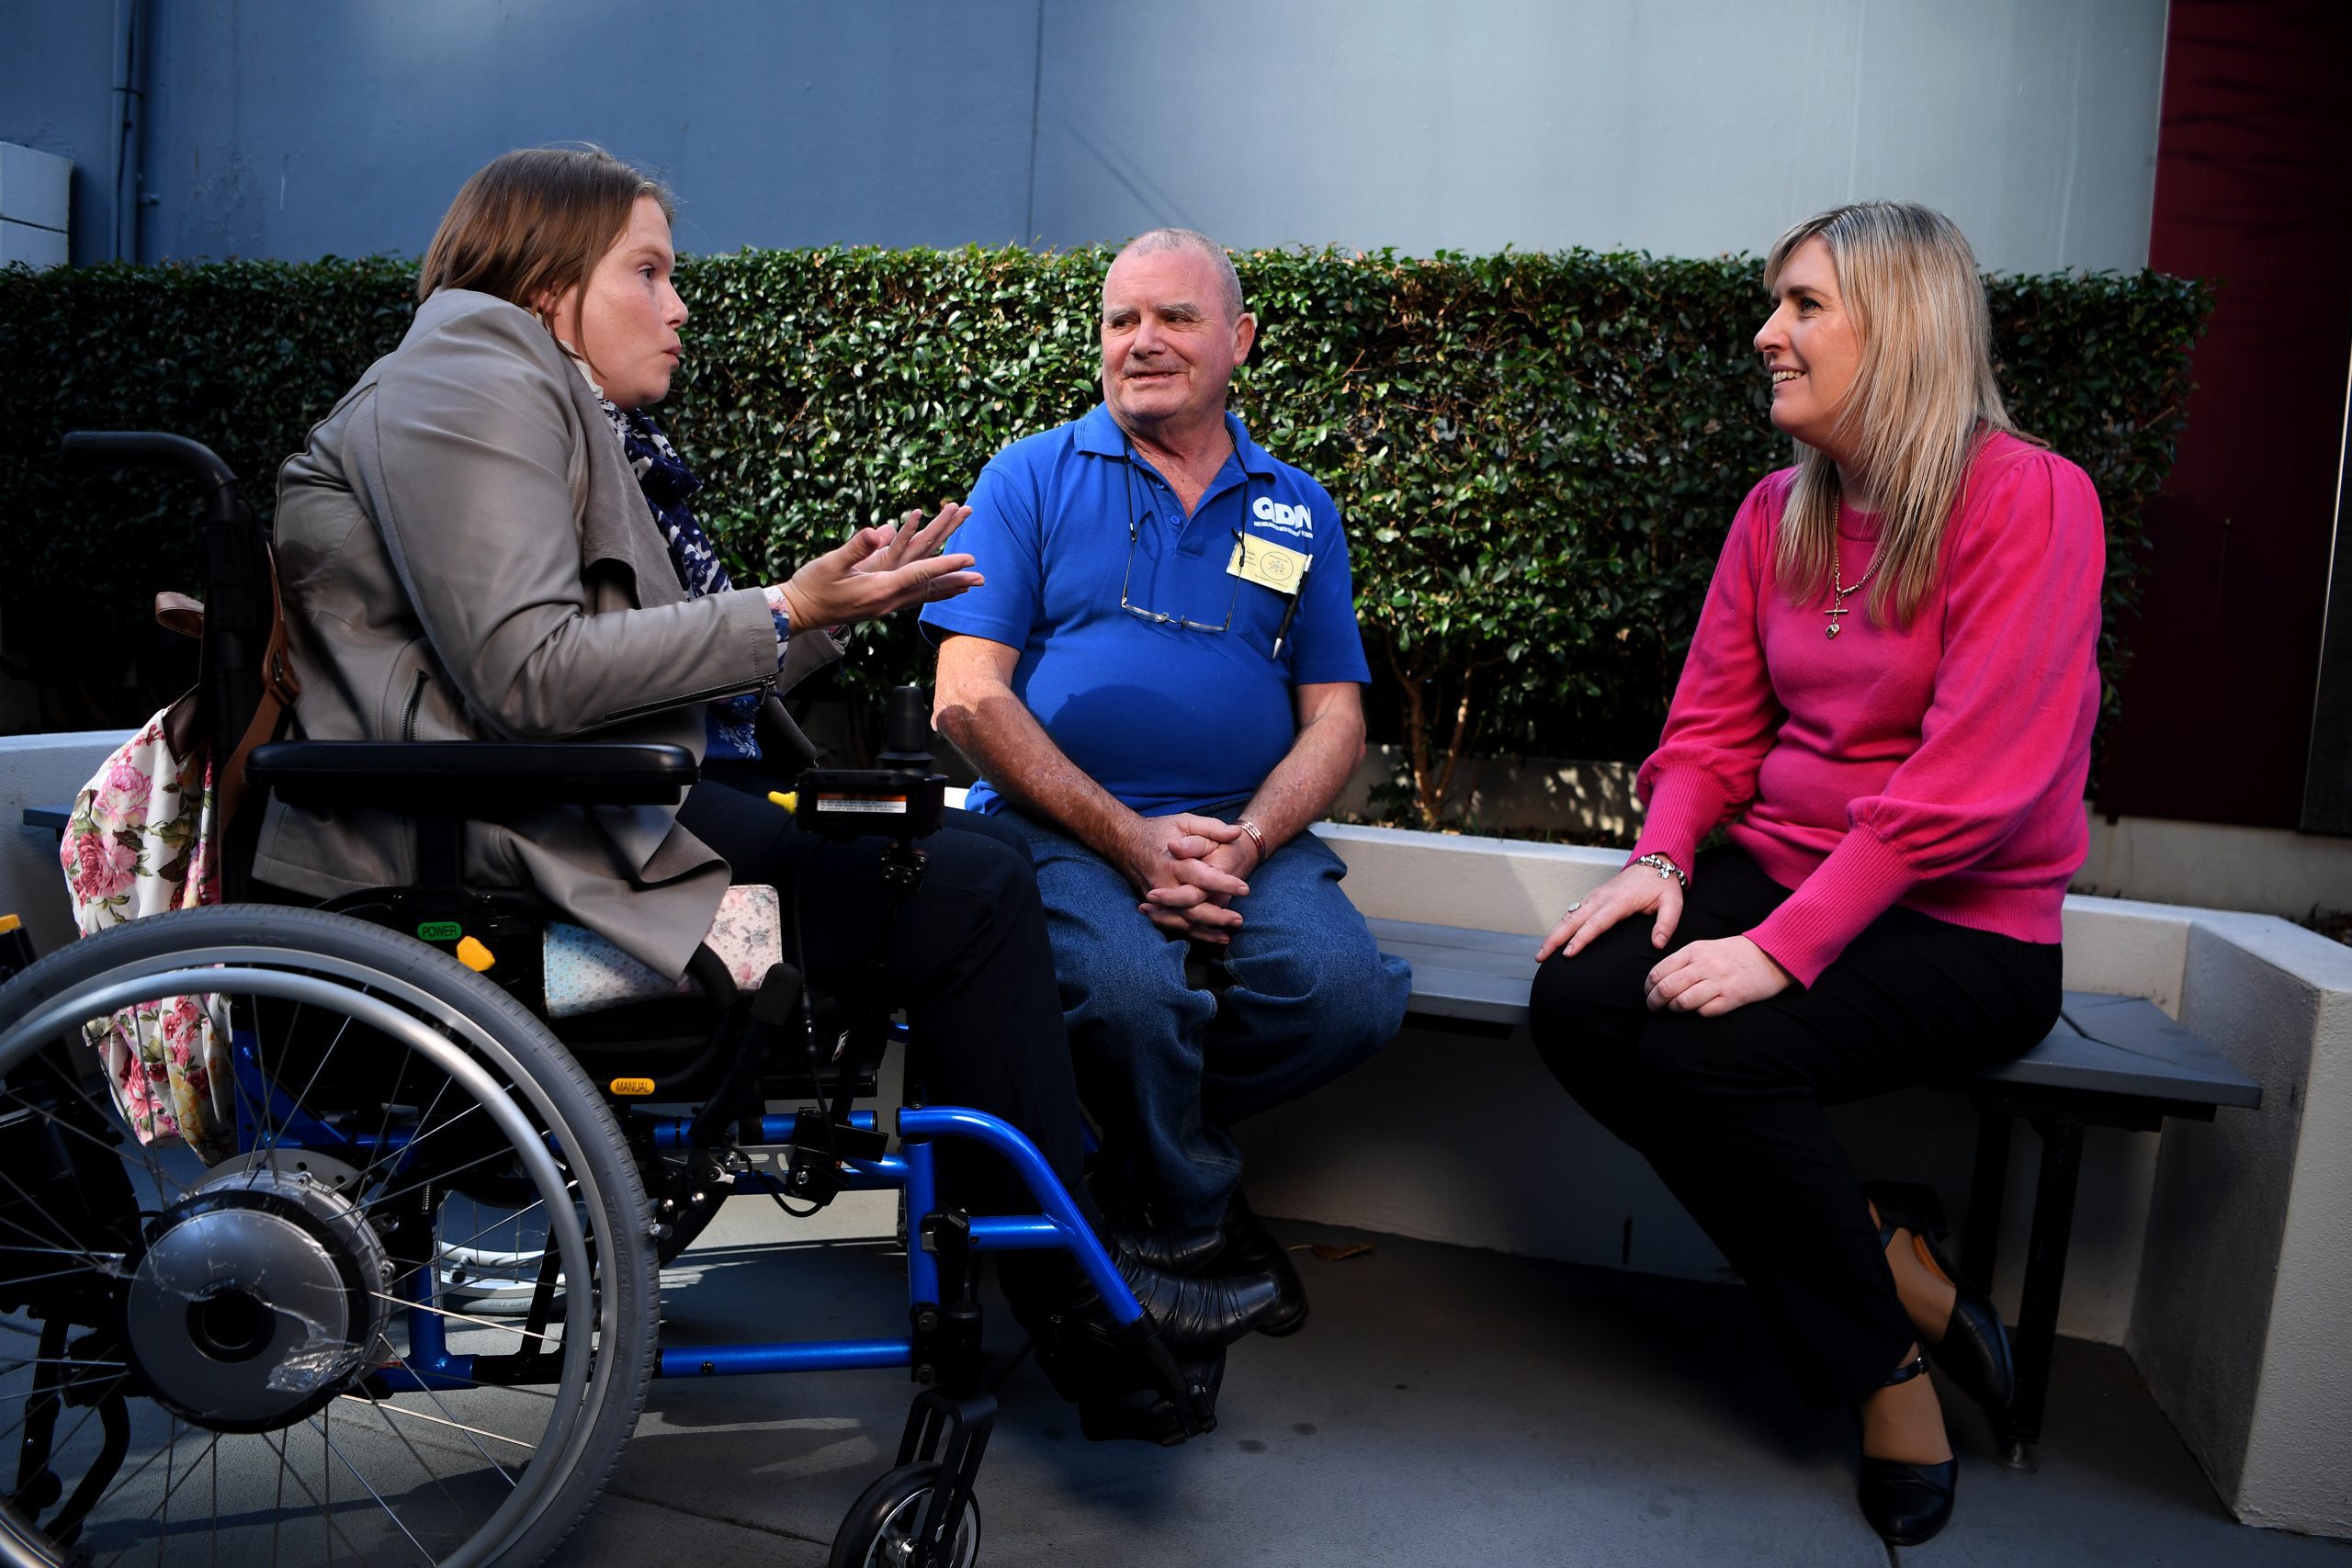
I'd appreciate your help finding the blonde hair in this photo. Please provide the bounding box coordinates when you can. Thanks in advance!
[1764,201,2024,626]
[416,146,674,348]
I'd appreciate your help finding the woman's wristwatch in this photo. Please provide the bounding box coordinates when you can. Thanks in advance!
[1632,852,1688,888]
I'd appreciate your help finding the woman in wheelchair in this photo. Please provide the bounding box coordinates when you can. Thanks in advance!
[253,147,1278,1362]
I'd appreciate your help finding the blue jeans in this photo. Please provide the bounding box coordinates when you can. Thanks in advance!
[996,809,1411,1230]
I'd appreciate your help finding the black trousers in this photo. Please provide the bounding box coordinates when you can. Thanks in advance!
[678,763,1090,1217]
[1529,847,2061,1408]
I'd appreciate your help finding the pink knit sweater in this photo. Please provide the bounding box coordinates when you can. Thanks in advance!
[1629,433,2102,987]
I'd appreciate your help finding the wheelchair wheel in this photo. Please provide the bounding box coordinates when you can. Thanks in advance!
[827,1462,980,1568]
[0,905,656,1567]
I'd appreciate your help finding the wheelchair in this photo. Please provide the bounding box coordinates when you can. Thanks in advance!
[0,434,1215,1567]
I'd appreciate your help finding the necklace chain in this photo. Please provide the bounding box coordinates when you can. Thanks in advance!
[1825,547,1876,640]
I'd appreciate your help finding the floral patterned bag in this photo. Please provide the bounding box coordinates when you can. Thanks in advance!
[56,573,298,1161]
[60,694,236,1157]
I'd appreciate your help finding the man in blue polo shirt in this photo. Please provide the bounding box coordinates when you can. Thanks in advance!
[926,228,1410,1337]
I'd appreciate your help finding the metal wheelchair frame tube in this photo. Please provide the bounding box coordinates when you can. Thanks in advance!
[898,1105,1138,1325]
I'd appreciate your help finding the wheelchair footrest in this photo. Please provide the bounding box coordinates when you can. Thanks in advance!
[1028,1316,1224,1447]
[1072,1349,1226,1448]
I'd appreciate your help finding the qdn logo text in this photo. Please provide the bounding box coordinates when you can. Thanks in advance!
[1251,496,1314,537]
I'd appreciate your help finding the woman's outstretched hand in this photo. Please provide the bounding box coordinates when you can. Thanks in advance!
[778,502,980,626]
[1644,936,1792,1016]
[1537,862,1685,962]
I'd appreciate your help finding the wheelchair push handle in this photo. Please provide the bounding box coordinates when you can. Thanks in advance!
[62,430,247,524]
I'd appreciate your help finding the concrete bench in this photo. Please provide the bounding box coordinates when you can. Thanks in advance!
[1368,915,2265,1456]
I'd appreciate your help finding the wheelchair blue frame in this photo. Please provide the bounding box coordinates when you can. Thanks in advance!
[230,1031,1137,1397]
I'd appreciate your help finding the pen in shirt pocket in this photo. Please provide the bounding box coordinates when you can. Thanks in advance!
[1231,528,1308,658]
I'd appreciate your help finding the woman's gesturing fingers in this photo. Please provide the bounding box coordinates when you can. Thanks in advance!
[782,538,980,626]
[899,501,971,563]
[1536,864,1682,962]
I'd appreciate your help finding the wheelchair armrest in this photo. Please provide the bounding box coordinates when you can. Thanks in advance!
[247,740,699,816]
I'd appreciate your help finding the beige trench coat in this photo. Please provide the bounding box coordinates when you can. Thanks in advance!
[254,288,839,978]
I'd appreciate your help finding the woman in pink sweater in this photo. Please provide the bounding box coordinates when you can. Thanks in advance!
[1531,201,2100,1548]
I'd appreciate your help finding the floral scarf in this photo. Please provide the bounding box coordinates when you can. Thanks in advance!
[594,394,784,761]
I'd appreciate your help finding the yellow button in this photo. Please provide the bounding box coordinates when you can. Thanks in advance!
[768,790,798,814]
[609,1077,656,1098]
[0,914,19,935]
[453,936,496,972]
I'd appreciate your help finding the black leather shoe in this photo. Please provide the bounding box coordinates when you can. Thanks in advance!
[1871,1187,2016,1414]
[1004,1247,1277,1362]
[1217,1190,1307,1337]
[1106,1220,1225,1275]
[1859,1355,1957,1547]
[1115,1247,1279,1353]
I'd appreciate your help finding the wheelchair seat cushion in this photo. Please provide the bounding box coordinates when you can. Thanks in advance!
[543,883,783,1018]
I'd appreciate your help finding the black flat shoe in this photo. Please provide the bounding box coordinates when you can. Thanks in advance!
[1860,1454,1958,1546]
[1869,1186,2016,1415]
[1216,1190,1307,1337]
[1859,1355,1957,1547]
[1105,1220,1225,1275]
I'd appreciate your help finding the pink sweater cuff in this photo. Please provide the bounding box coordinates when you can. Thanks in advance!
[1745,826,1920,987]
[1631,768,1731,874]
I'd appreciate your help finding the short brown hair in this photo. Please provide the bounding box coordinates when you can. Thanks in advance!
[416,146,674,318]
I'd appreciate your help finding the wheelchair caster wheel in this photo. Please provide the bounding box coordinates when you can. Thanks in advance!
[829,1461,980,1568]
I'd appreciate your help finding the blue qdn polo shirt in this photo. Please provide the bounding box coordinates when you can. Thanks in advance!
[922,404,1371,817]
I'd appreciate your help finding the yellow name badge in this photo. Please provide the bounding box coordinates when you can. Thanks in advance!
[1227,532,1312,594]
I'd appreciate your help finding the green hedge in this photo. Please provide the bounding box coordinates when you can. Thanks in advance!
[0,249,2209,820]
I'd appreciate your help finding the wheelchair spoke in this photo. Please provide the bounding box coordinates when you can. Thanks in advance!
[0,1369,128,1491]
[354,1118,509,1221]
[0,1361,127,1442]
[242,994,367,1173]
[369,1340,523,1490]
[343,1085,472,1200]
[382,1190,559,1306]
[91,1425,224,1568]
[1,1077,198,1209]
[0,1243,130,1261]
[369,1292,557,1348]
[0,1164,136,1269]
[339,1387,494,1536]
[0,1370,126,1404]
[254,1428,373,1565]
[335,1392,539,1454]
[309,1413,437,1566]
[73,1411,193,1551]
[433,1192,552,1262]
[361,1043,422,1201]
[0,1260,128,1291]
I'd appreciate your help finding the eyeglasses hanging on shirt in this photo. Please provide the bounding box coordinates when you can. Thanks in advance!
[1117,448,1306,656]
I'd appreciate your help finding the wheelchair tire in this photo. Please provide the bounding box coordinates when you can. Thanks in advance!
[0,905,657,1568]
[827,1462,980,1568]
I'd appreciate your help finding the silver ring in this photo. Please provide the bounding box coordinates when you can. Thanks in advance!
[1566,902,1583,913]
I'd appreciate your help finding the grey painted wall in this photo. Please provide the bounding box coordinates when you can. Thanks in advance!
[3,0,2166,274]
[1032,0,2170,273]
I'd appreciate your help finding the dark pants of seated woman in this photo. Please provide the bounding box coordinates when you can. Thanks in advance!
[1529,846,2061,1408]
[679,762,1090,1219]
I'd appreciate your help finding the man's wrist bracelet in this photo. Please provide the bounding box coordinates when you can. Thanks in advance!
[1632,852,1687,887]
[1235,818,1268,858]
